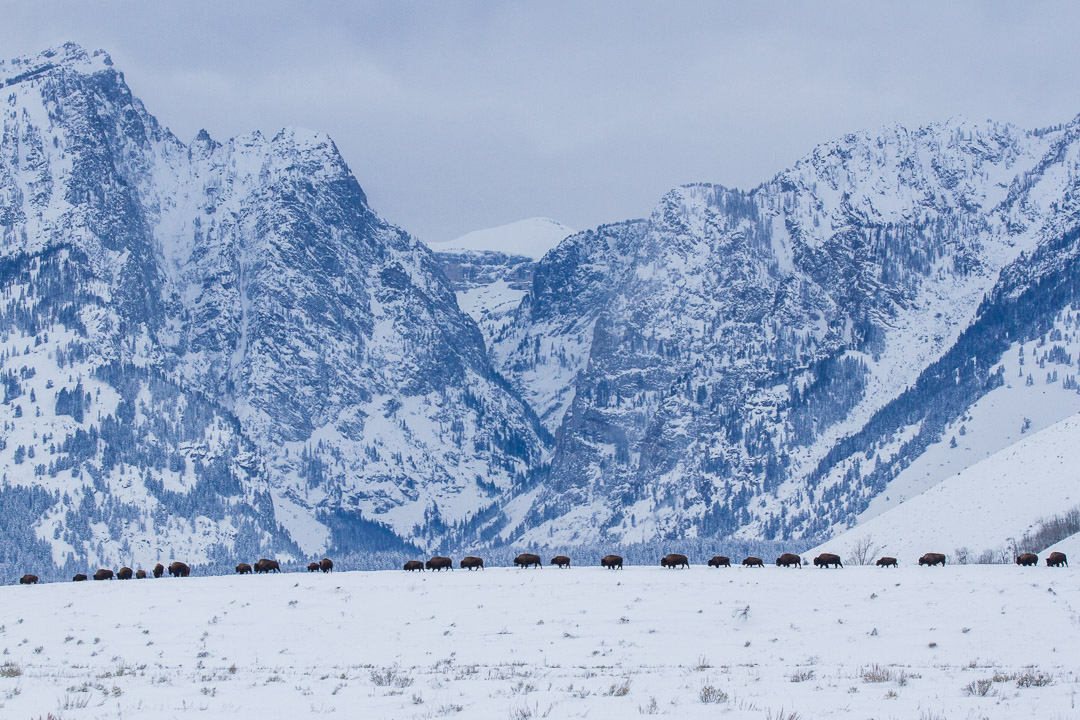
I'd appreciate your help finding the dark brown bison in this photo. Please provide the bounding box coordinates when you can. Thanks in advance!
[460,556,485,570]
[776,553,802,568]
[1047,552,1068,567]
[72,573,88,582]
[19,574,37,585]
[742,556,764,567]
[307,562,321,572]
[94,568,114,581]
[876,556,898,568]
[514,553,543,569]
[320,558,334,573]
[254,558,280,574]
[403,560,425,571]
[135,569,147,579]
[426,556,453,571]
[601,554,623,570]
[1015,553,1038,567]
[117,567,133,580]
[660,553,689,569]
[813,553,843,569]
[918,553,947,567]
[708,555,731,568]
[168,561,190,578]
[236,563,252,575]
[152,563,165,578]
[550,555,571,568]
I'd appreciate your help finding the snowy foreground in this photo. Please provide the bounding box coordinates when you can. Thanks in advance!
[0,566,1077,719]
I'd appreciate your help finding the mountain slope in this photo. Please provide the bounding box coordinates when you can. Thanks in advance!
[476,117,1080,548]
[0,44,547,574]
[805,411,1080,564]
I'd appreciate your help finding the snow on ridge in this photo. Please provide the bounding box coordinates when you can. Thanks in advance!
[430,217,574,259]
[0,42,113,84]
[807,411,1080,562]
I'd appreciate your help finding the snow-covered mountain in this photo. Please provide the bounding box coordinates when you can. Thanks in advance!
[0,44,547,574]
[7,43,1080,576]
[430,217,573,259]
[469,117,1080,549]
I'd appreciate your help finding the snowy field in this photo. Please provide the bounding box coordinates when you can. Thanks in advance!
[0,566,1077,719]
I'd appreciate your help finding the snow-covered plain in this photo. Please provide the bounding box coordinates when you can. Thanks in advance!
[0,565,1077,719]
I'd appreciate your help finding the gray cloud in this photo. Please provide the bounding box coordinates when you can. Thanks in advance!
[4,1,1079,241]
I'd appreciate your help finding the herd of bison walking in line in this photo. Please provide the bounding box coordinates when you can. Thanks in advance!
[13,550,1069,586]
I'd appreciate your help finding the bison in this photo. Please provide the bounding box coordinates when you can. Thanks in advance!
[550,555,571,568]
[94,568,114,581]
[135,569,147,579]
[813,553,843,569]
[168,561,190,578]
[660,553,689,569]
[426,556,453,571]
[307,562,321,572]
[601,554,623,570]
[707,555,731,568]
[254,558,280,574]
[876,556,898,568]
[514,553,543,569]
[1047,552,1068,567]
[403,560,425,572]
[19,574,37,585]
[320,558,334,573]
[742,556,764,567]
[918,553,947,567]
[460,556,485,570]
[1015,553,1038,567]
[117,567,134,580]
[72,573,88,582]
[152,563,165,579]
[776,553,802,568]
[236,563,252,575]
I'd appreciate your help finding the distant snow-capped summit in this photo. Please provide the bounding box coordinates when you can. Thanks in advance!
[430,217,574,259]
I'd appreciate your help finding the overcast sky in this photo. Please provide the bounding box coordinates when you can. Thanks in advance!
[5,2,1080,242]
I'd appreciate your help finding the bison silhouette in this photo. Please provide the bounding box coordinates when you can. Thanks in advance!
[813,553,843,569]
[72,573,88,582]
[236,563,252,575]
[601,554,623,570]
[707,555,731,568]
[403,560,425,572]
[426,556,453,571]
[776,553,802,568]
[460,556,485,570]
[93,568,114,581]
[918,553,946,567]
[19,574,37,585]
[660,553,689,569]
[135,569,147,579]
[117,567,133,580]
[876,557,898,568]
[742,556,764,567]
[1047,552,1068,567]
[1015,553,1038,567]
[152,563,165,579]
[550,555,571,568]
[169,561,190,578]
[254,558,280,574]
[307,562,321,572]
[514,553,543,569]
[320,558,334,573]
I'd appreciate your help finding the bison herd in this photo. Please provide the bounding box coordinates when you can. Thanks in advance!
[13,549,1071,585]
